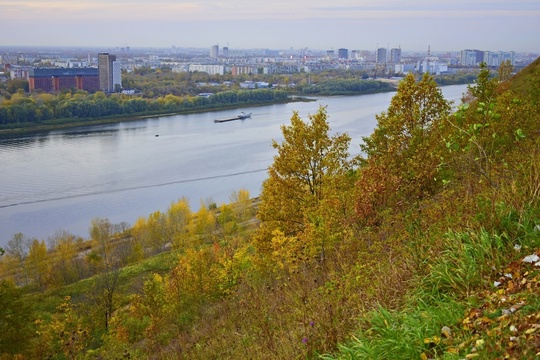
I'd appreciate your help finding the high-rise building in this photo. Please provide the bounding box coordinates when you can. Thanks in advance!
[377,48,387,63]
[500,51,515,66]
[188,64,225,75]
[338,48,349,60]
[210,44,219,58]
[98,53,117,93]
[112,61,122,90]
[390,48,401,63]
[460,49,487,66]
[222,46,229,58]
[484,51,515,66]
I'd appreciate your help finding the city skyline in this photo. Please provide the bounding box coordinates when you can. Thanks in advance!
[1,1,539,52]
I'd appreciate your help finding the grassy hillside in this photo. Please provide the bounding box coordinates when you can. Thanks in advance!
[1,58,539,359]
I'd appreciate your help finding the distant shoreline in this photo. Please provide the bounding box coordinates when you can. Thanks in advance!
[0,97,318,139]
[0,87,401,139]
[0,82,473,139]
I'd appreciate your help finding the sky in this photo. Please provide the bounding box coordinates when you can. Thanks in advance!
[0,0,539,52]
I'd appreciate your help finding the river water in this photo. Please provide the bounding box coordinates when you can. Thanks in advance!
[0,85,468,245]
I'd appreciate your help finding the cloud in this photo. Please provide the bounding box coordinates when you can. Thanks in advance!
[2,0,539,22]
[0,0,538,51]
[0,1,201,20]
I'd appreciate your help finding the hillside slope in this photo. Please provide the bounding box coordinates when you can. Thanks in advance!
[1,58,539,359]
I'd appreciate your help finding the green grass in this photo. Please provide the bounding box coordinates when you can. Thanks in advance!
[323,208,540,360]
[28,251,178,317]
[422,230,507,298]
[323,299,464,360]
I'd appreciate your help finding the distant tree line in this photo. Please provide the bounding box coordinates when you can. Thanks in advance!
[433,73,478,86]
[301,79,393,95]
[0,89,288,127]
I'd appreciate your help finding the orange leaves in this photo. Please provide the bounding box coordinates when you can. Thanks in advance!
[354,158,401,225]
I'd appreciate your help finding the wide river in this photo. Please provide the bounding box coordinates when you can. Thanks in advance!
[0,84,468,246]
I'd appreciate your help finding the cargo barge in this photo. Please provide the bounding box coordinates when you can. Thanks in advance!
[214,112,252,123]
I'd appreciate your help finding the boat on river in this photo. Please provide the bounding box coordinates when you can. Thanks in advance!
[214,112,252,123]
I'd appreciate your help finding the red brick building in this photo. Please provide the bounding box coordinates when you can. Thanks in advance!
[29,68,99,92]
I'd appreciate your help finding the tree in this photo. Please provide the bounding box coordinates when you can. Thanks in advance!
[468,63,497,105]
[443,61,531,190]
[167,197,192,250]
[498,60,513,82]
[6,232,30,285]
[32,296,89,359]
[256,106,355,255]
[0,280,35,355]
[26,239,49,289]
[188,203,217,246]
[88,218,121,329]
[229,189,255,223]
[358,73,452,212]
[145,210,168,253]
[49,230,85,285]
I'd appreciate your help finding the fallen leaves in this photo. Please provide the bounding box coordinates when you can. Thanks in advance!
[427,249,540,359]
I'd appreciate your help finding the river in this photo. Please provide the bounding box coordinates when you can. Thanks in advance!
[0,84,468,246]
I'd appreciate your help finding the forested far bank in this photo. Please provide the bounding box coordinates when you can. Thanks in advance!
[0,89,290,129]
[0,65,481,135]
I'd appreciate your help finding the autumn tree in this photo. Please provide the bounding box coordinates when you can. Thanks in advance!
[49,231,87,285]
[229,189,255,224]
[26,239,49,289]
[6,232,30,285]
[167,197,192,250]
[188,203,217,246]
[357,73,452,221]
[145,210,168,253]
[32,296,89,359]
[255,106,356,258]
[88,218,122,329]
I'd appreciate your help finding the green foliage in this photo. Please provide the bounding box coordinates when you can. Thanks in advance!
[357,73,452,223]
[468,63,498,105]
[441,61,539,191]
[433,73,477,86]
[5,78,29,94]
[0,88,289,128]
[302,79,392,95]
[0,280,35,355]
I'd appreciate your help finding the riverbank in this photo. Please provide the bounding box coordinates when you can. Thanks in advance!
[0,96,316,139]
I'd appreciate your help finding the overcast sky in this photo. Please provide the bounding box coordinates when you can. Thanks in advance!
[1,0,539,52]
